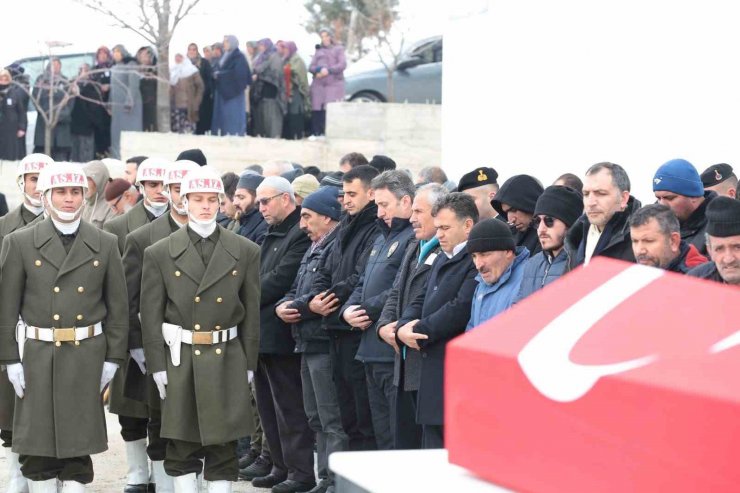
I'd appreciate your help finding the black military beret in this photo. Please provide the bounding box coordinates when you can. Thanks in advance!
[457,167,499,192]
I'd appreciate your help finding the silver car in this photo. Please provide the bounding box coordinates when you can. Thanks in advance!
[344,36,442,104]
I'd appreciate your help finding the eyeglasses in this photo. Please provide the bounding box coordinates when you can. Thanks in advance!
[257,193,283,206]
[533,216,556,228]
[109,195,124,210]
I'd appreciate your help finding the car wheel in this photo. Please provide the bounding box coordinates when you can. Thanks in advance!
[350,91,385,103]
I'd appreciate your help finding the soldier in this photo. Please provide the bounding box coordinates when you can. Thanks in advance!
[120,160,200,493]
[0,153,54,493]
[140,167,260,493]
[103,157,169,493]
[0,162,128,492]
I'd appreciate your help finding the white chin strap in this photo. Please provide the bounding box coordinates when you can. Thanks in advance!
[144,200,168,218]
[43,191,85,223]
[51,217,81,234]
[182,197,217,238]
[18,176,43,209]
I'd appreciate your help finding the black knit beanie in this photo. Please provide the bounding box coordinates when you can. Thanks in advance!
[533,186,584,227]
[467,218,516,253]
[706,196,740,237]
[177,148,207,167]
[491,174,544,216]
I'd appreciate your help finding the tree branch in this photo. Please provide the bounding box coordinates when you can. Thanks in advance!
[172,0,202,31]
[77,0,157,45]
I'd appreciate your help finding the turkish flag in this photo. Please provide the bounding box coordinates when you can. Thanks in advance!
[446,258,740,492]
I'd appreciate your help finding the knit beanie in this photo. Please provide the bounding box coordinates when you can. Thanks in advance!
[176,148,207,167]
[652,159,703,197]
[491,174,544,216]
[533,186,584,227]
[466,218,516,253]
[236,173,264,192]
[104,178,132,201]
[706,196,740,237]
[292,174,320,199]
[320,171,345,194]
[302,186,342,221]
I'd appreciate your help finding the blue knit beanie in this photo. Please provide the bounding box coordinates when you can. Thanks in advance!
[652,159,704,197]
[302,186,342,221]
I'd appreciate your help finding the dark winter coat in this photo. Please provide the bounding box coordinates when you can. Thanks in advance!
[516,223,541,256]
[514,248,570,303]
[312,202,379,332]
[687,261,725,283]
[259,207,311,354]
[377,239,442,391]
[71,80,104,136]
[397,248,478,426]
[214,49,250,101]
[680,191,716,256]
[348,218,415,363]
[0,84,27,160]
[279,227,339,354]
[565,196,641,271]
[667,241,708,274]
[33,73,74,149]
[235,208,268,246]
[193,56,214,134]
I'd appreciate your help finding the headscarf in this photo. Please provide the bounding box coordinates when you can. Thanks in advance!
[253,38,276,70]
[112,44,133,64]
[220,35,239,66]
[188,43,203,67]
[136,46,158,66]
[319,27,335,45]
[170,55,199,85]
[95,46,113,68]
[285,41,298,60]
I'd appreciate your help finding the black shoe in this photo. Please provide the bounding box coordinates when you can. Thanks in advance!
[307,479,332,493]
[252,473,287,488]
[147,483,156,493]
[239,455,273,480]
[124,485,148,493]
[271,479,317,493]
[238,448,261,469]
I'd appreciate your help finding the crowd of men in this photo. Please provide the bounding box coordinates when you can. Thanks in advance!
[0,150,738,493]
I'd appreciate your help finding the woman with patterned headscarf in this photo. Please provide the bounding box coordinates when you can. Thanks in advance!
[278,41,310,140]
[251,38,286,138]
[211,34,251,136]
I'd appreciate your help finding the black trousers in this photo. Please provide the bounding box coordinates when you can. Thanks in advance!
[164,439,237,481]
[364,362,396,450]
[330,333,376,451]
[394,389,422,450]
[20,455,93,483]
[421,425,444,449]
[254,353,315,483]
[119,415,148,442]
[1,428,11,447]
[311,110,326,136]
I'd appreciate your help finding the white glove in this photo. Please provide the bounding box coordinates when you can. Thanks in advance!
[130,348,146,375]
[7,363,25,399]
[100,362,119,392]
[153,371,168,399]
[248,370,254,384]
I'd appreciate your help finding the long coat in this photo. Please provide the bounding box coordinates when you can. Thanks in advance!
[110,59,143,159]
[103,200,159,417]
[0,218,128,457]
[0,84,27,160]
[0,206,43,429]
[397,248,478,426]
[33,73,74,150]
[140,226,261,446]
[309,44,347,111]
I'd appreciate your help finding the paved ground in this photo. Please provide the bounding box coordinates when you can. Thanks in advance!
[0,410,261,492]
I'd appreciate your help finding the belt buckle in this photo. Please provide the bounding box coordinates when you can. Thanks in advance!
[192,331,213,345]
[54,327,77,342]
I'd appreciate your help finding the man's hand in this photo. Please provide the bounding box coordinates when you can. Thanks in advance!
[343,305,372,330]
[397,320,427,351]
[276,301,301,324]
[16,130,25,138]
[378,321,399,353]
[309,291,340,316]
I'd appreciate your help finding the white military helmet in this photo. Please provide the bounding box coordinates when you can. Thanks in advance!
[37,162,88,193]
[165,160,201,186]
[180,166,225,197]
[16,153,54,187]
[135,158,169,186]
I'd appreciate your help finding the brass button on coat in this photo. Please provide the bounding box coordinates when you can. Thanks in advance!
[55,341,61,347]
[53,314,60,321]
[175,271,181,277]
[53,287,60,293]
[215,325,221,330]
[216,297,223,303]
[35,260,42,267]
[77,287,84,293]
[93,260,100,267]
[194,296,201,303]
[76,315,83,321]
[194,324,201,331]
[232,270,237,276]
[74,341,80,346]
[194,349,201,356]
[215,348,222,355]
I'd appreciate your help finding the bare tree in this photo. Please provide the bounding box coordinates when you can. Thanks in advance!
[358,0,404,102]
[77,0,204,133]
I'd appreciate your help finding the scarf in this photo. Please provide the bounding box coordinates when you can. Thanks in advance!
[220,35,240,67]
[170,57,199,85]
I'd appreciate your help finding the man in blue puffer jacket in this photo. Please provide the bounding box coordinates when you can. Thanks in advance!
[515,185,584,303]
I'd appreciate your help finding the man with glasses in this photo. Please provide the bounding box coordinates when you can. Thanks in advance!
[515,185,584,302]
[491,174,545,256]
[105,178,140,216]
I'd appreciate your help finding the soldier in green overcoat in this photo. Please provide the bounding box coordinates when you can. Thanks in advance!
[140,167,260,493]
[0,162,128,492]
[120,160,199,492]
[0,153,54,493]
[103,157,170,493]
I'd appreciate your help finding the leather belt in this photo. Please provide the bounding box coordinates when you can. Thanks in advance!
[25,322,103,342]
[181,326,238,345]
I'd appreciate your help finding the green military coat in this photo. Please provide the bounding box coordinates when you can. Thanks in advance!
[140,225,260,446]
[0,206,43,430]
[0,218,128,458]
[121,213,181,407]
[103,200,162,418]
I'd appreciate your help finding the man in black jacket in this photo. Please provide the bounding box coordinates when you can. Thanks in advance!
[565,162,640,270]
[233,173,268,245]
[491,174,544,256]
[340,170,416,450]
[688,196,740,285]
[252,177,315,493]
[276,187,346,493]
[309,165,380,451]
[396,193,479,449]
[377,183,447,449]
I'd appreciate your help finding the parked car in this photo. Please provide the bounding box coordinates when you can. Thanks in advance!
[12,52,95,155]
[344,36,442,104]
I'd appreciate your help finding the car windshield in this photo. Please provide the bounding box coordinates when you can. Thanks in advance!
[16,53,95,111]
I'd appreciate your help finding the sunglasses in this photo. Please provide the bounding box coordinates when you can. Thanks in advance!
[533,216,556,228]
[257,193,283,206]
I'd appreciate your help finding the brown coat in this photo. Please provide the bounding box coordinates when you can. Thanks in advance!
[0,218,128,457]
[171,72,205,123]
[140,225,260,445]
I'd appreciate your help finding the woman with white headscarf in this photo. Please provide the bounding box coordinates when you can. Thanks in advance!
[211,34,251,136]
[170,53,205,134]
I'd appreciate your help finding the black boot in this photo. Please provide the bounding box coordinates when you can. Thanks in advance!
[239,455,273,481]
